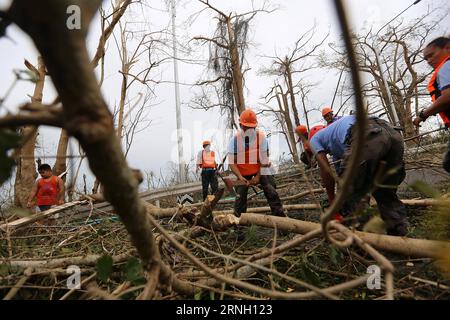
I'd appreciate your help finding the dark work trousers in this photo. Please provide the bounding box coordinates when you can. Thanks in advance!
[234,174,285,217]
[340,118,408,236]
[443,140,450,173]
[201,169,219,200]
[300,151,312,168]
[38,205,53,212]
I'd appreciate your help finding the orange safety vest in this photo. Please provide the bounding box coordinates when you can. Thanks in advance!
[36,176,58,206]
[200,150,217,169]
[234,129,265,176]
[428,56,450,127]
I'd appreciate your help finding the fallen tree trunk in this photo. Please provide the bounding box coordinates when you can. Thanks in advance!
[238,214,450,259]
[3,252,131,269]
[0,201,87,232]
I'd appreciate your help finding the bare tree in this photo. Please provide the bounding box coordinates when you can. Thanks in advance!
[261,83,300,164]
[13,57,45,207]
[53,0,133,178]
[321,11,446,138]
[191,0,275,128]
[113,22,163,143]
[260,24,328,127]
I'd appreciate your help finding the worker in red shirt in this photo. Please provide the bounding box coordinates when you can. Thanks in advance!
[27,164,65,212]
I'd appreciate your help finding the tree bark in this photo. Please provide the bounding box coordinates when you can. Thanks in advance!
[53,129,69,177]
[238,214,450,259]
[226,18,245,114]
[284,62,301,127]
[277,86,299,164]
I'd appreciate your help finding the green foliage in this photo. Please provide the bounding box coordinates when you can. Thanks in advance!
[409,180,440,198]
[7,207,33,218]
[96,255,113,282]
[125,257,145,285]
[329,245,344,267]
[194,291,202,300]
[299,260,321,287]
[0,129,21,184]
[245,224,257,241]
[0,264,9,277]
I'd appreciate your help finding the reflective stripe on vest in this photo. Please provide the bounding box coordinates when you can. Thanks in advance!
[234,130,265,176]
[201,150,216,169]
[36,176,58,206]
[428,56,450,127]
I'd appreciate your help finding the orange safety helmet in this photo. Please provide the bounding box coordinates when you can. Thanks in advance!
[322,107,333,117]
[239,109,257,127]
[308,125,326,139]
[295,125,308,135]
[202,140,211,147]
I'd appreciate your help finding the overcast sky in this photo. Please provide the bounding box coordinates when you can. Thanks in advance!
[0,0,448,190]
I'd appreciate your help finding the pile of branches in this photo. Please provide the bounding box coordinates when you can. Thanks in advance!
[1,178,449,300]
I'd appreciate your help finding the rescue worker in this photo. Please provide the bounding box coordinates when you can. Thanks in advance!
[322,107,341,126]
[309,115,408,236]
[295,124,325,169]
[227,109,285,218]
[196,140,219,200]
[413,36,450,173]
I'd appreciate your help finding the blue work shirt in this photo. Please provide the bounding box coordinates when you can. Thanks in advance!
[437,60,450,91]
[310,115,356,159]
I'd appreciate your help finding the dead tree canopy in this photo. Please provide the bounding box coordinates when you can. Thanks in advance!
[320,12,446,138]
[192,0,275,128]
[260,24,329,128]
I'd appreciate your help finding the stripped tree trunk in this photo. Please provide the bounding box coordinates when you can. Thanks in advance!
[285,63,300,127]
[14,57,46,207]
[116,30,129,140]
[53,129,69,177]
[277,87,299,164]
[226,18,245,115]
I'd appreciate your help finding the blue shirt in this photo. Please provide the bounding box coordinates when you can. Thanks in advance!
[310,115,356,159]
[437,60,450,91]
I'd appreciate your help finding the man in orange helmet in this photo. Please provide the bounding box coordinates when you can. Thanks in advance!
[196,140,219,200]
[295,124,325,169]
[227,109,285,219]
[322,107,341,126]
[413,36,450,173]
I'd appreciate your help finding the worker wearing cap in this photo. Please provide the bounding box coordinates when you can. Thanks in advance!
[295,124,325,169]
[227,109,285,218]
[322,107,341,126]
[309,115,408,236]
[196,140,219,200]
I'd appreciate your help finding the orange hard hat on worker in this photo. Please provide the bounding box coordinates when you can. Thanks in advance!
[295,125,308,136]
[239,109,257,127]
[202,140,211,147]
[322,107,333,117]
[308,124,326,139]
